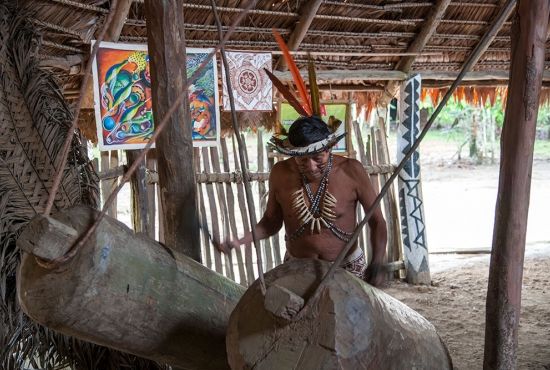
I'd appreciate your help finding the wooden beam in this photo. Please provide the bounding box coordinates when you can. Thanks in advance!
[276,0,323,71]
[483,1,549,369]
[105,0,133,41]
[462,1,516,70]
[273,69,550,83]
[273,69,407,82]
[381,0,452,106]
[144,0,201,260]
[396,0,452,73]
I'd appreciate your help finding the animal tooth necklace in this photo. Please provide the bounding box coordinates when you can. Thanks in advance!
[287,154,353,242]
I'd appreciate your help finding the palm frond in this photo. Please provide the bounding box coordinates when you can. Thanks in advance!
[0,2,167,369]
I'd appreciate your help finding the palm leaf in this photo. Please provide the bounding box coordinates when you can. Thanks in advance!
[0,2,166,369]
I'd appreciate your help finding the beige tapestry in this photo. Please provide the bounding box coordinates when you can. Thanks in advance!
[222,51,272,111]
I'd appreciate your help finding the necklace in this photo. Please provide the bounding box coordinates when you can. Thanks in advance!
[287,154,353,242]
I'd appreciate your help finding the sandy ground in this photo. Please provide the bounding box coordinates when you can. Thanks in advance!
[383,139,550,370]
[386,243,550,370]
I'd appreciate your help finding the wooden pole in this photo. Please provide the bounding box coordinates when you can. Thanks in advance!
[144,0,200,260]
[381,0,452,106]
[276,0,323,71]
[483,1,549,369]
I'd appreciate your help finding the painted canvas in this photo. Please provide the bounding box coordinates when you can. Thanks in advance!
[222,51,272,111]
[187,48,220,146]
[92,41,154,150]
[280,103,347,152]
[92,43,220,149]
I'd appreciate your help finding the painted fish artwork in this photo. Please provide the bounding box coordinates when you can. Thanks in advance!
[186,48,220,146]
[92,42,154,150]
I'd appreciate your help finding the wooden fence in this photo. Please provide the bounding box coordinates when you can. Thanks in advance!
[96,124,403,286]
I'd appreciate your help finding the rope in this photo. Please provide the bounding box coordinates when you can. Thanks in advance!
[38,0,259,269]
[211,0,266,296]
[292,0,518,322]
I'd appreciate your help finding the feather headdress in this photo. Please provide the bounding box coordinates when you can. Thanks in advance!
[265,30,345,156]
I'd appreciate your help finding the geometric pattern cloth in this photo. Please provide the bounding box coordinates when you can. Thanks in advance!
[397,74,431,284]
[222,51,272,111]
[284,247,367,280]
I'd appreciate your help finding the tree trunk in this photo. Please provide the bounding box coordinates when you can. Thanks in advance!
[17,206,244,369]
[483,1,550,369]
[227,259,452,370]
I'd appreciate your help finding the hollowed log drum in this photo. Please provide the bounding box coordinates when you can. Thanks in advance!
[17,205,245,370]
[226,259,453,370]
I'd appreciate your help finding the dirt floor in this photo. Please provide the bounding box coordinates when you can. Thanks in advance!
[383,139,550,370]
[386,245,550,370]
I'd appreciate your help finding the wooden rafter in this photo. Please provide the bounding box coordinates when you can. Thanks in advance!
[380,0,452,106]
[273,69,550,83]
[105,0,133,42]
[276,0,323,71]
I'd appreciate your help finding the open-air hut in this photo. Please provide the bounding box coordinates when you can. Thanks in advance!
[0,0,548,369]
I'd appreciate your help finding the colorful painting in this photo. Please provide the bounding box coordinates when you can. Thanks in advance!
[92,42,154,150]
[280,103,347,152]
[187,48,220,146]
[222,51,272,111]
[92,43,220,150]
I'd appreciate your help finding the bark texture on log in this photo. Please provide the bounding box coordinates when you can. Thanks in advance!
[484,1,550,369]
[17,206,245,370]
[145,0,201,260]
[227,259,452,370]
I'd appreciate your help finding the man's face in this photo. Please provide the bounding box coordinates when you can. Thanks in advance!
[294,150,330,181]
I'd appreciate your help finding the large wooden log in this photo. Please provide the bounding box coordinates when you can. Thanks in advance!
[226,259,452,370]
[17,206,245,369]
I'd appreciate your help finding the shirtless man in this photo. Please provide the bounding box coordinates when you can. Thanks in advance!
[217,116,387,286]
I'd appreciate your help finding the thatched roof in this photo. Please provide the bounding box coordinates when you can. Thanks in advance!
[26,0,550,134]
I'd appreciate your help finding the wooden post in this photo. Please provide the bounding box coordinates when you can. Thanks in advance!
[144,0,200,260]
[397,74,431,285]
[483,1,549,369]
[127,150,149,234]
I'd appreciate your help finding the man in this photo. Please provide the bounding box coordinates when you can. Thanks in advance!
[217,116,387,286]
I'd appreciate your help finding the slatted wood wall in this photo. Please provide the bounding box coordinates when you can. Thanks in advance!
[96,124,403,285]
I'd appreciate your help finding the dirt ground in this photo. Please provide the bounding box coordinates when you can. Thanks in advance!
[386,246,550,370]
[383,140,550,370]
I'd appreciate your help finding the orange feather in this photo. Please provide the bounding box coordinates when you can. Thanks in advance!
[273,29,312,115]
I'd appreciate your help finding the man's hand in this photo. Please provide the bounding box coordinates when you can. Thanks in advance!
[214,239,239,254]
[364,262,386,287]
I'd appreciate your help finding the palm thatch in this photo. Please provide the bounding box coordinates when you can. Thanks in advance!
[0,2,166,369]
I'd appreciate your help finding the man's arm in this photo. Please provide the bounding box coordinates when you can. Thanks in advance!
[349,159,388,286]
[216,164,284,254]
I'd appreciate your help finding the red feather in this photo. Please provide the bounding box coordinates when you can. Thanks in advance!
[263,68,308,116]
[273,29,312,115]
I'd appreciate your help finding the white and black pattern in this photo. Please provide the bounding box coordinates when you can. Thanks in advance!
[397,74,431,284]
[269,122,346,156]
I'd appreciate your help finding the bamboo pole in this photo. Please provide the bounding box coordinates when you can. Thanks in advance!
[232,136,255,284]
[257,131,274,270]
[221,138,248,285]
[211,146,235,281]
[146,151,157,240]
[201,147,223,274]
[194,148,212,269]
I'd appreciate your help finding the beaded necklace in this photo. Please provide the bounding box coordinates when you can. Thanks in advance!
[286,154,353,242]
